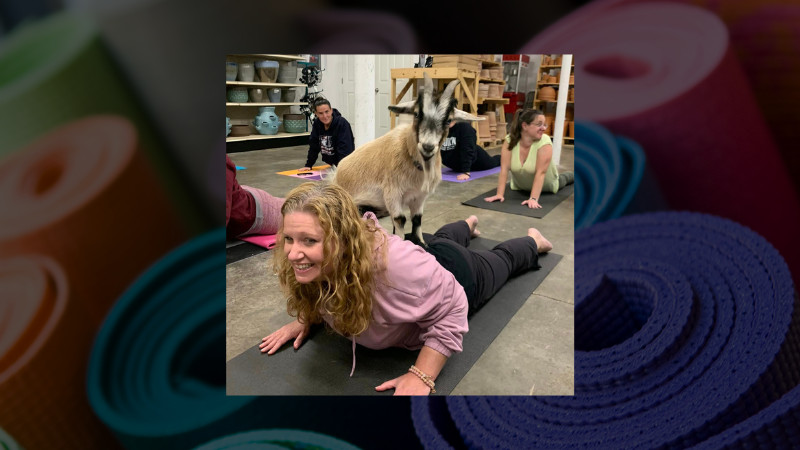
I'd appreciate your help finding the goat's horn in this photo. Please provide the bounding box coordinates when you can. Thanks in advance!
[423,72,434,93]
[442,79,460,100]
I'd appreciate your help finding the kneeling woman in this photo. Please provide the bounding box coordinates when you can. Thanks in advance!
[260,182,551,395]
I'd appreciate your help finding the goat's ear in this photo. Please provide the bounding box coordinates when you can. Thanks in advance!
[452,109,483,122]
[388,101,416,115]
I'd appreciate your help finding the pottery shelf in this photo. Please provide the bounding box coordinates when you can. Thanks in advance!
[535,54,575,142]
[227,131,310,142]
[478,97,510,104]
[229,54,304,61]
[226,102,306,107]
[226,81,305,88]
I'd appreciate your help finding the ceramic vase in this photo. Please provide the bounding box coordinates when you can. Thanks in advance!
[237,62,255,82]
[226,62,238,81]
[253,106,281,135]
[249,88,264,102]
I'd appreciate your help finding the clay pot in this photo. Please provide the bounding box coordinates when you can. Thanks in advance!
[569,121,574,138]
[229,125,251,137]
[569,74,574,84]
[538,86,556,101]
[248,88,264,102]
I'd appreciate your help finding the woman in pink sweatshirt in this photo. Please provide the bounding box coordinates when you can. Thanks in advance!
[259,182,552,395]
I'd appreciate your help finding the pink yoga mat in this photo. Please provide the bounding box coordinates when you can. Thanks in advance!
[240,234,278,250]
[441,166,501,183]
[522,1,800,284]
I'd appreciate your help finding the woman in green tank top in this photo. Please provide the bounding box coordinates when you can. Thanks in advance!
[484,109,574,209]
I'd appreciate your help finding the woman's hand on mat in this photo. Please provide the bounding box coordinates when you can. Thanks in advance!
[259,320,310,355]
[457,173,471,181]
[522,198,542,209]
[484,194,504,203]
[375,373,431,396]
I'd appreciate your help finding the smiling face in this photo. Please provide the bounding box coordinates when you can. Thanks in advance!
[282,211,326,283]
[522,114,547,140]
[315,104,333,128]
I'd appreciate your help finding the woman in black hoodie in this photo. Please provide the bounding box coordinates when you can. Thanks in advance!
[301,98,355,170]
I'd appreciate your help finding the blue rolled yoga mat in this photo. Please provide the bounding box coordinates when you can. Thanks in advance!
[412,212,800,448]
[87,229,263,449]
[574,121,665,229]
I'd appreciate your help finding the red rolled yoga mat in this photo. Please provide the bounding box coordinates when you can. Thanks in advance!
[0,256,120,449]
[522,1,800,284]
[0,115,189,327]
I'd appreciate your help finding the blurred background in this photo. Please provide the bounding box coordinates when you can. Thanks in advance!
[2,0,800,448]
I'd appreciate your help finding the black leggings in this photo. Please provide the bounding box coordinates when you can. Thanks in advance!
[470,148,502,172]
[423,221,541,315]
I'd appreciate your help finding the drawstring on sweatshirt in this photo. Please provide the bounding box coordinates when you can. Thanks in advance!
[350,336,357,377]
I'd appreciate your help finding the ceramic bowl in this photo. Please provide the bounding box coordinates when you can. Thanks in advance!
[227,87,249,103]
[229,125,252,137]
[283,114,307,133]
[538,86,556,100]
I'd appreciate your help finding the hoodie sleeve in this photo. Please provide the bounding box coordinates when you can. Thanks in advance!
[456,123,478,173]
[305,120,321,168]
[417,272,469,357]
[334,117,356,161]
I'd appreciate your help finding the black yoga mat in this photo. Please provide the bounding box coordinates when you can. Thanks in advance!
[462,183,574,218]
[226,240,268,265]
[226,238,563,395]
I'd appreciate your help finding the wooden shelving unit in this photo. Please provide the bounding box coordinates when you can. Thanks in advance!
[226,54,309,144]
[389,67,480,129]
[227,132,310,142]
[535,56,574,144]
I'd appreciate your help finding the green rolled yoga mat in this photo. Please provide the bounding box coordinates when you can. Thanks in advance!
[193,429,362,450]
[0,12,209,232]
[0,428,22,450]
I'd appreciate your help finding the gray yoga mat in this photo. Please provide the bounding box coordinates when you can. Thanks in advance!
[226,238,563,395]
[462,183,574,218]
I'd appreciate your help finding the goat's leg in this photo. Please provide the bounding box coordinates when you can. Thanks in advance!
[408,194,426,245]
[385,192,406,237]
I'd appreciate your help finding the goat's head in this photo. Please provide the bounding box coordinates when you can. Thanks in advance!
[388,72,482,161]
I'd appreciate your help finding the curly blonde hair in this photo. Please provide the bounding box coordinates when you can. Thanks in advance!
[272,182,385,337]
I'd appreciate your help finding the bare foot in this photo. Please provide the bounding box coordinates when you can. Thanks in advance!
[465,215,481,238]
[527,228,553,253]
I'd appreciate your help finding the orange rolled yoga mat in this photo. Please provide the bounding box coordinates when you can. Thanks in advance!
[0,256,120,449]
[0,115,188,327]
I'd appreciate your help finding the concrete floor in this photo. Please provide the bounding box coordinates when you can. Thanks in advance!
[226,143,574,395]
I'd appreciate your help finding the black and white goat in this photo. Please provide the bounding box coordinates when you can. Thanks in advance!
[331,72,482,244]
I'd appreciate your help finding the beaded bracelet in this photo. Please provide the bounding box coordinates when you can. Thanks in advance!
[408,365,436,393]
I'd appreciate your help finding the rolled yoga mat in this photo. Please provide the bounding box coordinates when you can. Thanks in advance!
[193,429,362,450]
[88,229,423,450]
[521,1,800,285]
[412,212,800,448]
[0,256,119,449]
[574,121,666,229]
[226,237,563,396]
[462,184,573,219]
[0,11,209,230]
[0,115,188,328]
[584,0,800,200]
[0,428,22,450]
